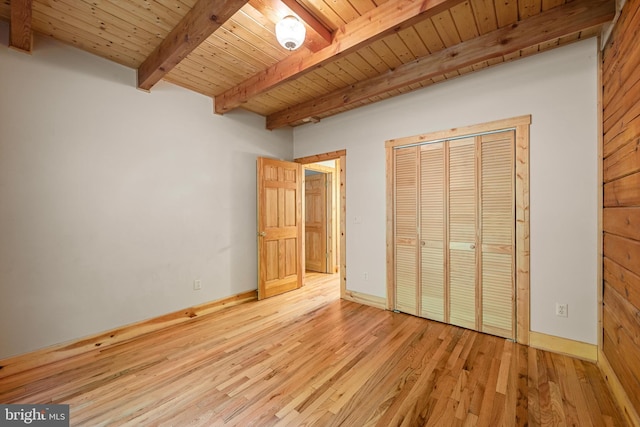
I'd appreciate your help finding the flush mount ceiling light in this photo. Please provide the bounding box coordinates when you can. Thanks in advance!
[275,15,306,51]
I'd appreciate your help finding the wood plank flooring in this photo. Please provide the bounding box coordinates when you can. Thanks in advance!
[0,273,626,426]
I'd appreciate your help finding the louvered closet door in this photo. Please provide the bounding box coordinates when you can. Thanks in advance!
[394,146,419,315]
[448,137,477,330]
[392,130,515,339]
[420,143,445,322]
[480,131,515,338]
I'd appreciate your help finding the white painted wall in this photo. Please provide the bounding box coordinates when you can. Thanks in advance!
[0,23,293,359]
[294,39,599,344]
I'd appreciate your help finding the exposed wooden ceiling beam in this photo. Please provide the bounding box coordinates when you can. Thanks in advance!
[215,0,466,114]
[280,0,332,46]
[9,0,33,53]
[266,0,615,129]
[138,0,248,91]
[249,0,332,52]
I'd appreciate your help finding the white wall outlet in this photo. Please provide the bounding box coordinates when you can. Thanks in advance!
[363,272,368,281]
[555,303,568,317]
[193,279,202,291]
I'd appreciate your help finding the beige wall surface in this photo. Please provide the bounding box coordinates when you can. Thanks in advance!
[0,22,293,359]
[294,38,600,345]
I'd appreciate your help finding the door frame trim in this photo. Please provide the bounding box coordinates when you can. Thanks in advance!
[295,150,347,298]
[385,116,531,345]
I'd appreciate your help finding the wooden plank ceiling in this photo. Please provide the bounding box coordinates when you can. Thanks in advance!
[1,0,614,128]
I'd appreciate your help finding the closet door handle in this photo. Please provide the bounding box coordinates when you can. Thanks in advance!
[470,244,476,249]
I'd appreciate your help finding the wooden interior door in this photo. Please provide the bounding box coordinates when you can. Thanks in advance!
[394,146,419,315]
[257,158,303,299]
[420,143,445,322]
[392,131,515,339]
[448,137,477,330]
[479,131,515,338]
[305,172,328,273]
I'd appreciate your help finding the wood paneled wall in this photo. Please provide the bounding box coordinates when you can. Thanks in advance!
[601,0,640,421]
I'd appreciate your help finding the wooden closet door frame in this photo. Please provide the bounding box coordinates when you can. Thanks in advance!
[386,115,531,345]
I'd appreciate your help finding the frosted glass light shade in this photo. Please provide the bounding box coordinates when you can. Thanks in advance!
[275,15,306,51]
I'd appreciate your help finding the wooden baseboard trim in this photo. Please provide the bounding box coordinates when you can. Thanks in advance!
[598,350,640,427]
[0,290,257,379]
[343,290,386,310]
[529,331,598,362]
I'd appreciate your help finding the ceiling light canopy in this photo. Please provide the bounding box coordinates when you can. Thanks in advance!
[275,15,306,51]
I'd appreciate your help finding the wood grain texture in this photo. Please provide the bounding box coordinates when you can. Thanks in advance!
[266,0,614,129]
[248,0,331,52]
[602,0,640,124]
[603,233,640,277]
[137,0,248,90]
[294,151,347,300]
[515,123,531,346]
[257,158,303,299]
[280,0,332,46]
[386,116,529,344]
[604,172,640,207]
[304,173,328,273]
[215,0,467,114]
[0,289,257,380]
[599,348,640,427]
[0,273,626,426]
[529,331,598,362]
[9,0,32,53]
[603,138,640,183]
[603,207,640,241]
[0,0,606,123]
[601,0,640,420]
[604,257,640,312]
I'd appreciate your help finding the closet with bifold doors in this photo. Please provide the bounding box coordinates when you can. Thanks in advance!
[387,122,521,340]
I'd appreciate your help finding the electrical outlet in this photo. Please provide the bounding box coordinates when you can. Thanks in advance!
[193,279,202,291]
[555,303,568,317]
[363,272,368,281]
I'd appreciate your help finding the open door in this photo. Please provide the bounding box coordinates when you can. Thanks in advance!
[305,172,328,273]
[257,157,303,299]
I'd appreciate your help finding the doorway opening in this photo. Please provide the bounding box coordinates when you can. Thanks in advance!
[295,151,346,298]
[304,161,338,275]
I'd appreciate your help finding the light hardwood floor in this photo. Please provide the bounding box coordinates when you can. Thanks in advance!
[0,273,626,426]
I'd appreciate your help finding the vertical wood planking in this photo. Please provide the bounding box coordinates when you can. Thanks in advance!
[515,123,531,345]
[340,154,347,298]
[386,145,396,309]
